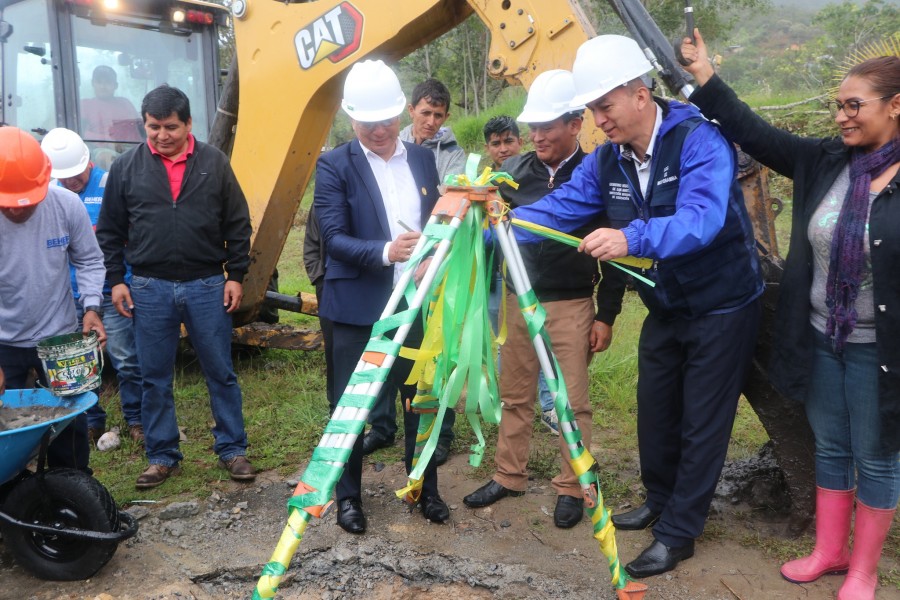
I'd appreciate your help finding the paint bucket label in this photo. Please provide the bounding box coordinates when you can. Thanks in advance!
[36,332,102,396]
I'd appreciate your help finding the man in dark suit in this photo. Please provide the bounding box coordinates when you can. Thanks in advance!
[313,59,449,534]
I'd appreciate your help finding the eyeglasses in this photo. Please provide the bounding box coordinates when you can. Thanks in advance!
[827,95,893,118]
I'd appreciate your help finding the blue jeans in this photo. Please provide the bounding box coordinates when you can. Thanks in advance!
[81,295,143,430]
[131,274,248,467]
[537,373,554,413]
[805,330,900,509]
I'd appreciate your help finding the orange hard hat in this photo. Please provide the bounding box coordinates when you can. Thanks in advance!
[0,126,51,208]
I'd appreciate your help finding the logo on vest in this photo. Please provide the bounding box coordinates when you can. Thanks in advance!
[294,2,363,70]
[656,165,678,186]
[609,182,631,203]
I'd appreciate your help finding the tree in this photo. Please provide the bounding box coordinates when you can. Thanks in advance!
[585,0,773,45]
[812,0,900,83]
[399,15,507,117]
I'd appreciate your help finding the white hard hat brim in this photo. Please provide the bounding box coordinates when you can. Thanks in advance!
[518,103,586,124]
[341,98,406,123]
[50,157,90,180]
[569,68,653,108]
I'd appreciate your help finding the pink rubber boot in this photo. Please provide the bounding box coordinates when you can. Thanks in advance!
[837,501,896,600]
[781,487,854,583]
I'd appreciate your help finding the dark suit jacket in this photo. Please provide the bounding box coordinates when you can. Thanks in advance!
[314,139,441,326]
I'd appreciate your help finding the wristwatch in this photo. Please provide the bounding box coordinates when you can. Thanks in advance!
[84,305,102,316]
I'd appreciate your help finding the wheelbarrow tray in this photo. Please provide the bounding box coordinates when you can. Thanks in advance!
[0,389,96,486]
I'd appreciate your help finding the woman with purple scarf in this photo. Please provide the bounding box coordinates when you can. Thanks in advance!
[681,30,900,600]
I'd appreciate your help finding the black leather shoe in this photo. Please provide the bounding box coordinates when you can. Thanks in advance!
[362,431,393,455]
[625,539,695,578]
[336,498,367,534]
[433,439,451,466]
[421,495,450,522]
[553,495,584,528]
[463,479,525,508]
[611,503,661,530]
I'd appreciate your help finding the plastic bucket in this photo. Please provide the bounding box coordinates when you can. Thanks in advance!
[36,332,103,396]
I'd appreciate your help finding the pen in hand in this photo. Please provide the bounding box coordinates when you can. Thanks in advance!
[397,219,416,233]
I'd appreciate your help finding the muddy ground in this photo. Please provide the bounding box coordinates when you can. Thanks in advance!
[2,444,899,600]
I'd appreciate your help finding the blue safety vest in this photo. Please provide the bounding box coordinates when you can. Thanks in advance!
[599,118,761,319]
[64,167,131,298]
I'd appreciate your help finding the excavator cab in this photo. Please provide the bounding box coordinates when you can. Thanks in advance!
[0,0,226,166]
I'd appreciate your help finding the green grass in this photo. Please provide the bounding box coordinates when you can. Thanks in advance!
[89,346,329,503]
[589,293,644,453]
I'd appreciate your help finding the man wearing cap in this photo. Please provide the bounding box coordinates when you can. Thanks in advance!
[41,128,145,447]
[96,85,256,489]
[511,37,764,577]
[463,70,625,529]
[0,126,107,471]
[314,59,449,534]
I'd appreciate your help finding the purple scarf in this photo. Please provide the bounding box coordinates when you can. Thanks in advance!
[825,137,900,351]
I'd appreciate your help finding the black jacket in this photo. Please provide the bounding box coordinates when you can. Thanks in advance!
[97,139,251,285]
[499,148,626,325]
[691,74,900,452]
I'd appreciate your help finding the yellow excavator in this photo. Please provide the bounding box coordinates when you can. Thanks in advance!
[0,0,814,526]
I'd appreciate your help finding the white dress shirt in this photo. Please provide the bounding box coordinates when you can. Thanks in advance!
[621,103,663,198]
[358,138,422,287]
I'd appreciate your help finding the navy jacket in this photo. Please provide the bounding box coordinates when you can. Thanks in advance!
[314,139,440,326]
[691,74,900,452]
[513,99,763,320]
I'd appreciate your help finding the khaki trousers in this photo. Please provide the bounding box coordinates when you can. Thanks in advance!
[493,294,595,497]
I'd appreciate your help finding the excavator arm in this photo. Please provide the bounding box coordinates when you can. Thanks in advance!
[229,0,607,324]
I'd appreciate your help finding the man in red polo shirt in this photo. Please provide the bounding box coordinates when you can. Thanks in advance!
[96,85,255,489]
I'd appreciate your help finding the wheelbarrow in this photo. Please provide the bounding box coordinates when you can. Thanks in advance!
[0,388,138,580]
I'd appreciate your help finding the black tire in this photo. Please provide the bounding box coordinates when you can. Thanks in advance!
[0,468,120,580]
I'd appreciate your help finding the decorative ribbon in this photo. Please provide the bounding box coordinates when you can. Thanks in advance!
[253,179,645,599]
[509,218,656,288]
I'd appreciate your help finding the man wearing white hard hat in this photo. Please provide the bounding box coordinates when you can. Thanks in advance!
[463,70,625,530]
[511,36,764,577]
[313,59,449,534]
[0,126,107,472]
[41,128,145,448]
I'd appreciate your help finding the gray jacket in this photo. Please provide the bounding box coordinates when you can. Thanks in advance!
[399,125,466,183]
[0,186,105,346]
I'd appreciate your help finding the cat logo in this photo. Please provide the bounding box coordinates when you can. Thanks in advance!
[294,2,363,70]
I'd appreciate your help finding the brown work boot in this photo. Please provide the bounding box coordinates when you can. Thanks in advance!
[128,424,145,445]
[136,464,181,489]
[218,455,257,481]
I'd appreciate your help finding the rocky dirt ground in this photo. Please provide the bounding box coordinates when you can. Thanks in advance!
[2,445,899,600]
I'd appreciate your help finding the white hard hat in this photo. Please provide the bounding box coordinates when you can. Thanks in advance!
[341,60,406,122]
[40,128,90,179]
[517,69,585,123]
[570,35,653,107]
